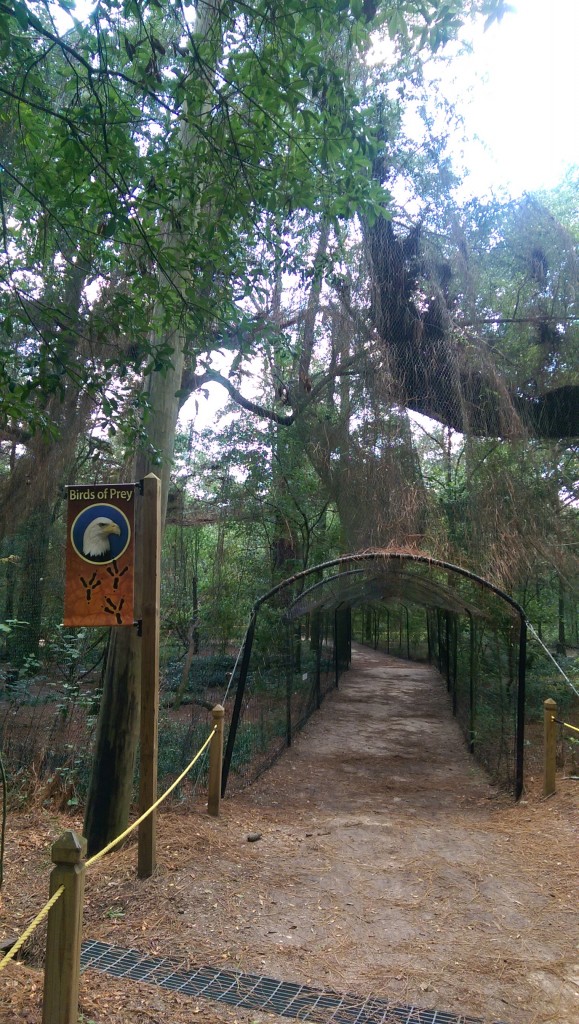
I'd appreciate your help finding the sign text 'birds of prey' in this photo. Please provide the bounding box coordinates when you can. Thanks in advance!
[64,483,136,626]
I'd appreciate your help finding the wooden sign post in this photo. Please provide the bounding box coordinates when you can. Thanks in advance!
[63,476,162,879]
[138,474,161,878]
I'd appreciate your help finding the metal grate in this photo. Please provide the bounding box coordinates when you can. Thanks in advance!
[80,940,508,1024]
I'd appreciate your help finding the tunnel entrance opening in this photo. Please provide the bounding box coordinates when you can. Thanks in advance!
[221,552,526,800]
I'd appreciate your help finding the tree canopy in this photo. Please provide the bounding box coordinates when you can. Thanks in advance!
[1,0,576,852]
[1,0,526,438]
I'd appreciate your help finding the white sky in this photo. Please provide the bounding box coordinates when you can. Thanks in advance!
[444,0,578,198]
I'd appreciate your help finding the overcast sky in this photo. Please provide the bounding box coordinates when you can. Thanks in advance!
[445,0,578,197]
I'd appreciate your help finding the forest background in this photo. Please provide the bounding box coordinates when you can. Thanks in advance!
[0,0,577,853]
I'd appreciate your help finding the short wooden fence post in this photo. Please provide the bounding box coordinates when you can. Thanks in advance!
[42,830,87,1024]
[207,704,225,817]
[543,698,558,797]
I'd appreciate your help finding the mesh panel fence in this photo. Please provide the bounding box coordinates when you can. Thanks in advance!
[221,607,345,793]
[0,542,543,805]
[350,568,524,796]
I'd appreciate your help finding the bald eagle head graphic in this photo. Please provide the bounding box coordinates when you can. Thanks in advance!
[82,517,121,560]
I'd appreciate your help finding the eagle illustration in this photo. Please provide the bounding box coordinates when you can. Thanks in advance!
[82,517,121,560]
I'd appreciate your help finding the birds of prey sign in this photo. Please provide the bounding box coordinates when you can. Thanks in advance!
[64,484,136,626]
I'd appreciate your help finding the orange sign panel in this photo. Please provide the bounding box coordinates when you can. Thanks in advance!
[64,484,136,627]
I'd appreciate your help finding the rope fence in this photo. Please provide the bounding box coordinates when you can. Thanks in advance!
[0,718,222,1023]
[552,717,579,735]
[86,725,216,869]
[0,885,65,972]
[527,621,579,698]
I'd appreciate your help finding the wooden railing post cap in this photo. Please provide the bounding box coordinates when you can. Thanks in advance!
[544,698,557,708]
[212,704,225,716]
[143,472,161,481]
[51,830,87,865]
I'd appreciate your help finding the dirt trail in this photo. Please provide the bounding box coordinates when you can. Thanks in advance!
[194,645,577,1024]
[2,646,577,1024]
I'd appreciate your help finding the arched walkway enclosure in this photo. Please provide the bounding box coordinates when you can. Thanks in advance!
[221,553,527,800]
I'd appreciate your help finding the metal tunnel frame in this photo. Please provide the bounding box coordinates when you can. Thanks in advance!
[221,552,527,800]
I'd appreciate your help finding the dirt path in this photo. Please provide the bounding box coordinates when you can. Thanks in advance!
[205,644,578,1024]
[2,647,578,1024]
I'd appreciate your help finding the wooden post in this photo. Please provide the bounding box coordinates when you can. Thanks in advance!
[42,830,86,1024]
[207,704,225,817]
[138,473,161,878]
[543,698,558,797]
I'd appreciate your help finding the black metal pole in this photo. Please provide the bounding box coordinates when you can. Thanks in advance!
[386,609,390,653]
[468,611,476,754]
[451,614,458,715]
[445,612,451,692]
[515,616,526,801]
[221,612,256,797]
[334,608,339,689]
[286,624,293,747]
[315,617,321,709]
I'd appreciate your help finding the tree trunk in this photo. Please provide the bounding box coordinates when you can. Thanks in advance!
[8,502,51,665]
[363,215,579,439]
[84,625,141,854]
[84,0,225,854]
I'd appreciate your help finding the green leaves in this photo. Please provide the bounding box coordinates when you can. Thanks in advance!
[1,0,511,441]
[0,0,26,39]
[483,1,516,33]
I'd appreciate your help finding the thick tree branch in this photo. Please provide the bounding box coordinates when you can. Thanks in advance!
[180,352,366,426]
[299,220,331,385]
[183,368,295,425]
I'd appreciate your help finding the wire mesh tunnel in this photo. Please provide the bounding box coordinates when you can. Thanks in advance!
[221,552,526,799]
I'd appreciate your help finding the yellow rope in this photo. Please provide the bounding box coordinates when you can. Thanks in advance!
[0,728,216,972]
[552,716,579,735]
[86,726,216,868]
[0,885,65,972]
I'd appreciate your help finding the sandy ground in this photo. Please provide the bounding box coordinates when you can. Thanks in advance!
[1,646,577,1024]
